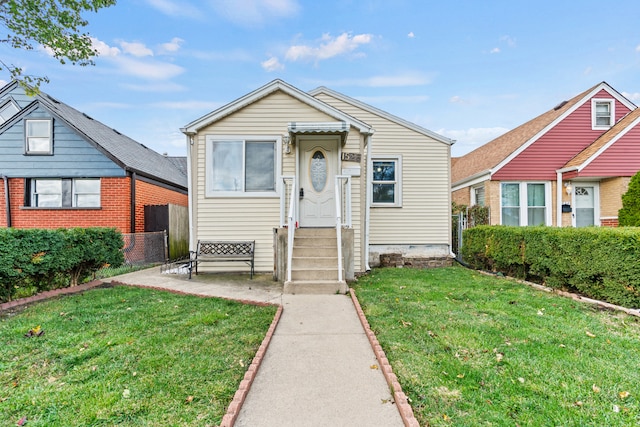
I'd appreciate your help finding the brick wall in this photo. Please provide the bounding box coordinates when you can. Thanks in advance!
[134,179,188,233]
[1,177,131,232]
[600,217,619,227]
[451,187,470,206]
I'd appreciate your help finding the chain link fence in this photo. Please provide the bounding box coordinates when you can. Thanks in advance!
[121,231,167,265]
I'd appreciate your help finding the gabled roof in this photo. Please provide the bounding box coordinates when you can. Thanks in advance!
[451,82,636,186]
[0,81,187,190]
[308,86,455,146]
[181,79,374,135]
[561,108,640,171]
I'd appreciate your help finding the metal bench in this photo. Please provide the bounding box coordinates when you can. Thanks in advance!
[189,240,255,279]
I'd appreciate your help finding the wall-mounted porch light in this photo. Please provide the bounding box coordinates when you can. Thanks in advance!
[283,135,291,154]
[564,181,572,195]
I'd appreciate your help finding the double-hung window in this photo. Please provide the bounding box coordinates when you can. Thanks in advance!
[592,99,614,130]
[501,182,548,226]
[205,136,278,197]
[29,178,100,208]
[25,119,53,154]
[371,156,402,207]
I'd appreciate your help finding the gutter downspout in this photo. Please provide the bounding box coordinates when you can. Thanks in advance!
[130,171,136,233]
[556,171,562,227]
[2,175,10,228]
[186,133,194,252]
[364,134,372,271]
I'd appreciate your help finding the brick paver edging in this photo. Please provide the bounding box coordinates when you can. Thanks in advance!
[0,280,105,312]
[349,288,419,427]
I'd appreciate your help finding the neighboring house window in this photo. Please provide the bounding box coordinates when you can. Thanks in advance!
[472,185,485,206]
[0,100,19,124]
[28,178,100,208]
[592,99,614,129]
[501,182,548,226]
[372,156,402,207]
[25,119,53,154]
[205,136,278,196]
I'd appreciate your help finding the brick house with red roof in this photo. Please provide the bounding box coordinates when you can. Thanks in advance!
[452,82,640,227]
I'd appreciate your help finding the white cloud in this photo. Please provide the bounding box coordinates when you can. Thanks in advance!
[636,44,640,52]
[285,32,373,62]
[91,38,121,57]
[120,41,154,57]
[407,32,415,38]
[500,35,516,48]
[490,47,500,54]
[159,37,184,54]
[113,56,185,80]
[144,0,203,19]
[622,91,640,102]
[449,95,466,104]
[261,56,285,72]
[210,0,299,26]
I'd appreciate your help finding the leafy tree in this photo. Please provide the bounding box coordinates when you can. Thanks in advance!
[618,170,640,226]
[0,0,116,92]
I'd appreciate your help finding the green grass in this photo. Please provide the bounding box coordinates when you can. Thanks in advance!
[353,266,640,426]
[0,285,277,426]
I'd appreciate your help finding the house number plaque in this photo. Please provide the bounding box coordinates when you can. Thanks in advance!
[341,152,361,162]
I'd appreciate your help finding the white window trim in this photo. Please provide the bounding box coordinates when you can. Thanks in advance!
[591,98,615,130]
[0,98,20,125]
[25,118,53,155]
[499,181,552,226]
[205,135,281,198]
[29,178,100,208]
[370,155,402,207]
[471,184,485,206]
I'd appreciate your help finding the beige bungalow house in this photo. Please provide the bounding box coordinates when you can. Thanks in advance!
[181,79,454,293]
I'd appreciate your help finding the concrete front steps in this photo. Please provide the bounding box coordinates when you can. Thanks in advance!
[283,227,348,294]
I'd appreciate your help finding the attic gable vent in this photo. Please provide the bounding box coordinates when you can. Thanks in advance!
[553,100,568,111]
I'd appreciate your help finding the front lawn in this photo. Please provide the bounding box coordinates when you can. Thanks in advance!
[0,285,277,426]
[353,266,640,426]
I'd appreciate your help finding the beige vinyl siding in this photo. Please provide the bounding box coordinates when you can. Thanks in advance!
[193,91,342,272]
[315,93,451,246]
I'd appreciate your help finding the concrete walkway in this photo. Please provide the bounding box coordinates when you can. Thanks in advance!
[110,268,407,427]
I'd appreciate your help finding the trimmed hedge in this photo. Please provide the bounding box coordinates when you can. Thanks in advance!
[0,228,124,302]
[462,226,640,308]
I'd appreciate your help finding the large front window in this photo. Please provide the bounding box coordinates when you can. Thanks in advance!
[372,156,402,206]
[501,182,548,226]
[206,137,277,196]
[29,178,100,208]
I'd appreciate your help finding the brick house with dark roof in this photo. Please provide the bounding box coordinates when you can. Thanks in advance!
[452,82,640,227]
[0,81,187,233]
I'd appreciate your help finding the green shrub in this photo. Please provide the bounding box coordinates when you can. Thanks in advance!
[619,170,640,226]
[0,228,124,302]
[462,226,640,308]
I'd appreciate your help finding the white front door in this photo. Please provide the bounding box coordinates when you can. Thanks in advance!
[299,138,338,227]
[574,184,598,227]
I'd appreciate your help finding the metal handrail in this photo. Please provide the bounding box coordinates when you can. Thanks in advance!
[282,176,297,283]
[334,175,351,282]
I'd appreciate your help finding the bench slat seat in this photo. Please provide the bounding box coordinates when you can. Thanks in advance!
[189,240,255,279]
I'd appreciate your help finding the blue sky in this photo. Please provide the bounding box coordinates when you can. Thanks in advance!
[2,0,640,157]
